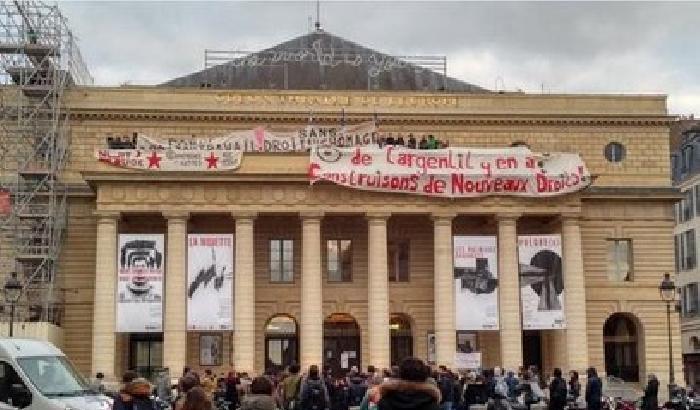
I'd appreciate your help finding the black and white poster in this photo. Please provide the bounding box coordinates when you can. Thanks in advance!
[187,234,234,331]
[117,234,164,332]
[518,234,566,329]
[454,236,499,330]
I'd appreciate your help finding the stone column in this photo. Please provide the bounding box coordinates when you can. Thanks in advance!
[300,212,324,370]
[367,213,391,370]
[163,211,189,376]
[561,215,588,372]
[91,211,119,380]
[497,213,522,372]
[233,212,256,374]
[433,213,456,368]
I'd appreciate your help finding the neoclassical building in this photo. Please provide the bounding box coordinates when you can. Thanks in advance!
[1,30,683,388]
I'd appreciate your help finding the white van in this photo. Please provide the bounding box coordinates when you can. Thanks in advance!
[0,339,111,410]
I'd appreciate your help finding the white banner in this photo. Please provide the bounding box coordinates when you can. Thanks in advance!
[455,352,482,370]
[187,234,234,331]
[309,146,591,198]
[96,149,242,171]
[454,236,499,330]
[117,234,164,333]
[518,234,566,329]
[137,122,378,153]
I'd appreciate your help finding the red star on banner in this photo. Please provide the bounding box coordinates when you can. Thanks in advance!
[147,151,162,169]
[205,152,219,169]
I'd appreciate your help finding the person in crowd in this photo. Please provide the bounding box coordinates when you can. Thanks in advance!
[641,374,659,410]
[111,370,139,409]
[437,366,455,410]
[182,386,213,410]
[300,365,331,410]
[505,371,519,400]
[568,371,581,405]
[376,357,440,410]
[585,367,602,410]
[419,136,428,149]
[281,364,302,410]
[407,134,417,149]
[201,369,217,399]
[113,377,156,410]
[225,371,241,410]
[174,374,199,410]
[548,368,567,410]
[240,376,278,410]
[347,367,368,407]
[386,134,396,146]
[331,376,349,410]
[426,135,438,149]
[516,371,543,410]
[366,365,376,381]
[359,374,384,410]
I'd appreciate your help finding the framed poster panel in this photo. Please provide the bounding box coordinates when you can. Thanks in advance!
[200,334,223,366]
[518,234,566,329]
[116,234,164,333]
[454,236,499,330]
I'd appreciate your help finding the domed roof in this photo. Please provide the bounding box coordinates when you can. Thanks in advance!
[161,29,489,92]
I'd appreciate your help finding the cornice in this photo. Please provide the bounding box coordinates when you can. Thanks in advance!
[68,109,674,127]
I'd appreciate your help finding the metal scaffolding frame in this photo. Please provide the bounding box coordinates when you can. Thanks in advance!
[0,0,91,324]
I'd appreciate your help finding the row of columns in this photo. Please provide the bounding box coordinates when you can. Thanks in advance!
[91,211,589,380]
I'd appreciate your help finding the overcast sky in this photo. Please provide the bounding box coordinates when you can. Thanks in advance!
[58,1,699,115]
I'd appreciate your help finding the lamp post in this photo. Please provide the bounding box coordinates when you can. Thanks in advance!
[659,272,676,398]
[3,272,22,337]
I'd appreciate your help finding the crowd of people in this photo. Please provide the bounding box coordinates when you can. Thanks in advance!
[108,358,663,410]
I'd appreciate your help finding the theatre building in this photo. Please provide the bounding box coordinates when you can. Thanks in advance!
[4,30,683,387]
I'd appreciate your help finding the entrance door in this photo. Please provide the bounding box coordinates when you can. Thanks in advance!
[604,313,640,382]
[324,313,360,376]
[129,333,163,381]
[265,315,299,372]
[522,330,542,372]
[390,314,413,366]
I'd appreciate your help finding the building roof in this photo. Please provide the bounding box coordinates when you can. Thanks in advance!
[161,29,489,92]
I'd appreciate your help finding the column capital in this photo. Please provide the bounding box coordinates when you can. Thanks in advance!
[366,212,391,221]
[431,212,456,224]
[560,213,582,225]
[162,211,190,221]
[300,211,324,221]
[495,212,522,223]
[231,211,258,221]
[93,210,120,223]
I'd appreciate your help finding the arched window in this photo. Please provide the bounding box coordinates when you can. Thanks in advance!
[265,315,298,372]
[604,313,639,382]
[390,314,413,366]
[323,313,360,376]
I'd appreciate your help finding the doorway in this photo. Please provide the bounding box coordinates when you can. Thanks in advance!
[264,315,299,372]
[129,333,163,381]
[522,330,543,372]
[604,313,640,382]
[323,313,360,376]
[390,314,413,366]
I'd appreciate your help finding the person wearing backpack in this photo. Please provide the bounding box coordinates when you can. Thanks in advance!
[281,364,303,410]
[347,368,368,407]
[489,367,511,410]
[300,365,330,410]
[548,368,567,410]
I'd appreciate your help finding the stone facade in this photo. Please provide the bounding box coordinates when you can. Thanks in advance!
[11,87,680,389]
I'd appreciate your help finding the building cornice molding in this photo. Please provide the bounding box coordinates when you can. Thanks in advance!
[69,109,673,127]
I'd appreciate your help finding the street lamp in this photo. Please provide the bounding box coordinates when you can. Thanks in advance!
[3,272,22,337]
[659,272,676,397]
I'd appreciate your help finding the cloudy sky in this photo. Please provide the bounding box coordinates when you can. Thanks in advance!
[58,1,699,115]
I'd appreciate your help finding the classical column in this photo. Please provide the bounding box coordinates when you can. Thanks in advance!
[233,212,256,374]
[300,212,324,369]
[367,213,391,370]
[91,211,119,380]
[497,213,522,372]
[561,215,589,372]
[433,213,456,368]
[163,211,189,376]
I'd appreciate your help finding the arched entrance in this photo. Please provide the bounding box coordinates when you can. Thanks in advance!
[265,315,299,372]
[604,313,640,382]
[390,314,413,366]
[323,313,360,376]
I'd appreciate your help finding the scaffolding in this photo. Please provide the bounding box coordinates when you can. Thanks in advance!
[0,0,91,325]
